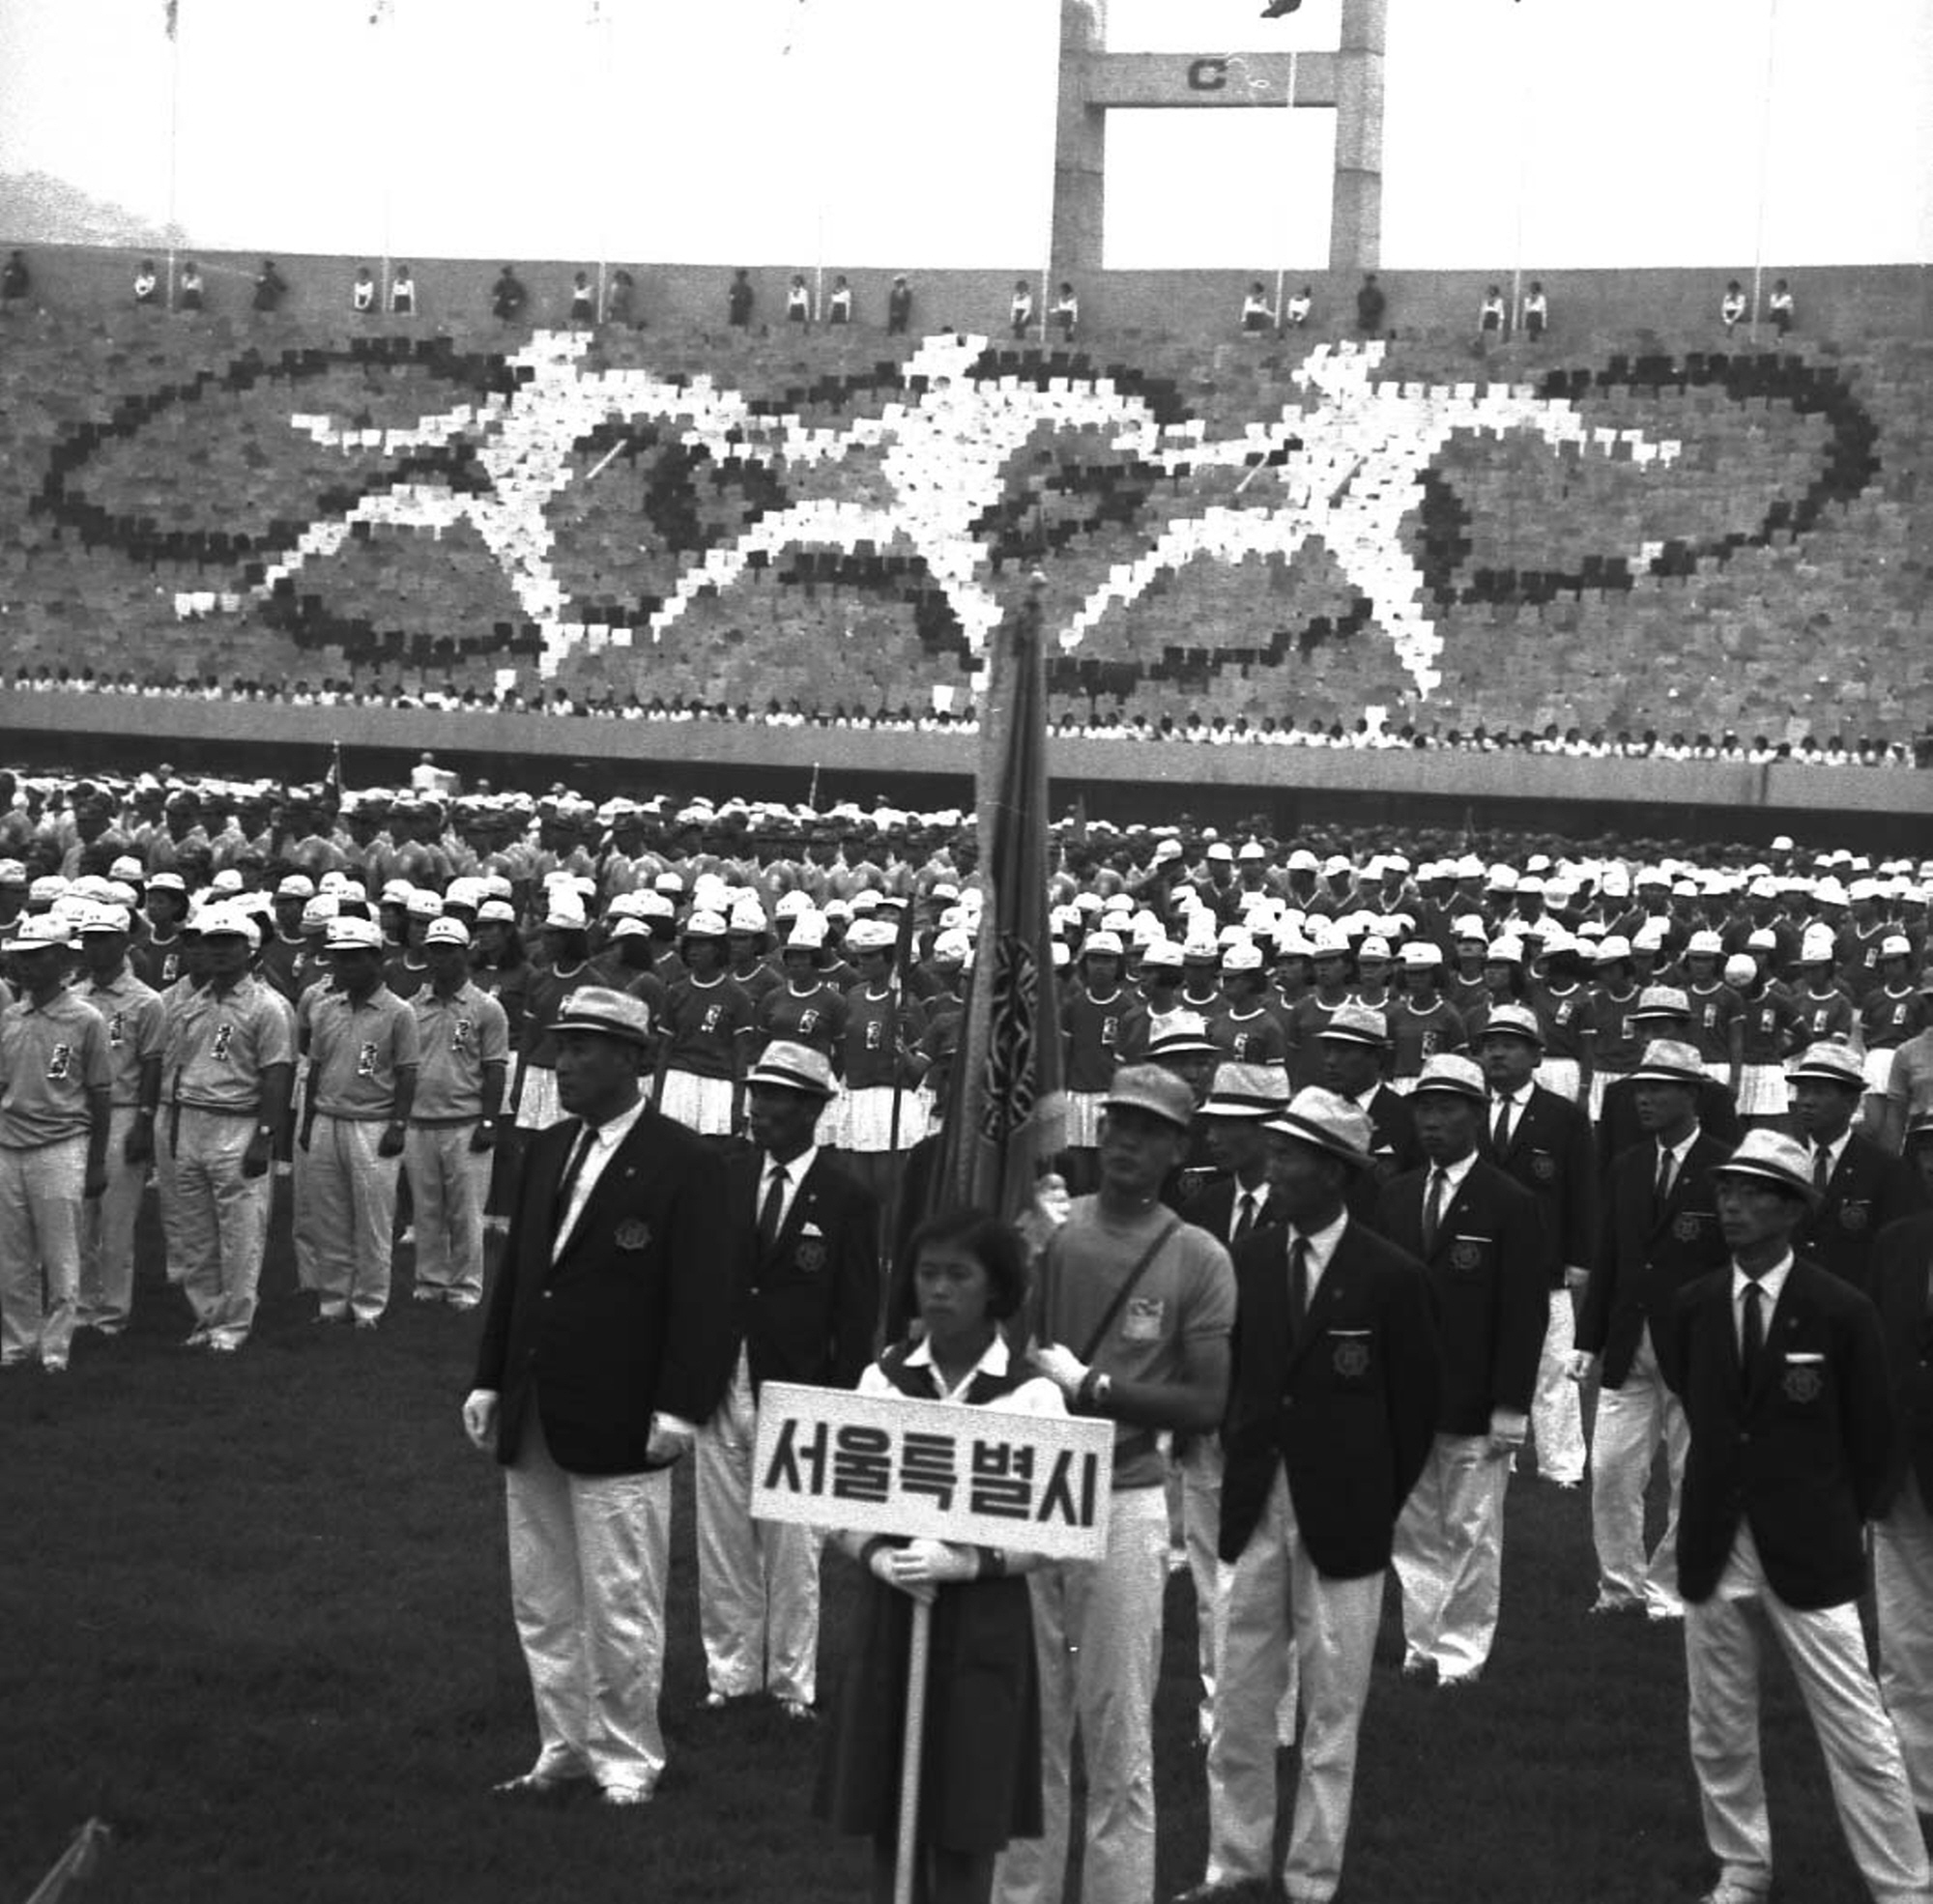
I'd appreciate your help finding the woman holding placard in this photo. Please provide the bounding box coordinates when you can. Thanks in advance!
[818,1209,1064,1904]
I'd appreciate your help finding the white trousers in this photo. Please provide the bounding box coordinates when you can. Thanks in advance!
[1589,1332,1689,1615]
[0,1138,84,1365]
[1529,1288,1588,1486]
[403,1123,489,1302]
[992,1485,1169,1904]
[1205,1469,1384,1904]
[1392,1432,1511,1680]
[1686,1532,1932,1903]
[174,1109,272,1346]
[504,1408,673,1793]
[695,1351,822,1705]
[1178,1434,1225,1732]
[298,1114,398,1322]
[154,1113,187,1284]
[1875,1470,1933,1815]
[79,1107,144,1329]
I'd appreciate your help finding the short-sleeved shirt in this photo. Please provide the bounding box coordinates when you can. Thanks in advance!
[76,968,165,1107]
[661,973,757,1079]
[410,981,510,1121]
[303,984,419,1119]
[1886,1032,1933,1123]
[0,988,111,1147]
[1033,1197,1235,1490]
[1388,995,1468,1079]
[170,974,296,1113]
[758,980,849,1059]
[1862,987,1925,1052]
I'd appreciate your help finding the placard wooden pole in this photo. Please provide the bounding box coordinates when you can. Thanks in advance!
[893,1598,933,1904]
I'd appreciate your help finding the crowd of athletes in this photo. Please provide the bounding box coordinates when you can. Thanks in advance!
[1,760,1930,1364]
[6,761,1933,1902]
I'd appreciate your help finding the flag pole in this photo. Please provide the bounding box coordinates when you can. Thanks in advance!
[1747,0,1778,342]
[892,1600,933,1904]
[165,3,182,310]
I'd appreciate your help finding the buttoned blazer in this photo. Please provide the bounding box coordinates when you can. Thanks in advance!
[1180,1175,1288,1249]
[1869,1211,1933,1515]
[1219,1217,1439,1576]
[1657,1255,1893,1609]
[475,1107,740,1475]
[1481,1084,1595,1285]
[723,1143,880,1394]
[1375,1157,1545,1434]
[1794,1134,1926,1295]
[1579,1131,1733,1388]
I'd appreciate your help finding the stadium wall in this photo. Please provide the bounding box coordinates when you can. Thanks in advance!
[6,245,1929,341]
[4,687,1926,852]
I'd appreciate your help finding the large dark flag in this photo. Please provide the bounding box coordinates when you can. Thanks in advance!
[931,578,1065,1225]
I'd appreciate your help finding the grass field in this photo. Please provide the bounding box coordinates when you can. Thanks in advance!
[0,1185,1886,1904]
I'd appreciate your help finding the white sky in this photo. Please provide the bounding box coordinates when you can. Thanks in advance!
[3,0,1929,267]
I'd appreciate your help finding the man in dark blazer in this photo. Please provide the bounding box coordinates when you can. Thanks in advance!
[1177,1087,1437,1904]
[1787,1039,1925,1296]
[1477,1002,1597,1487]
[1572,1038,1733,1619]
[1317,1001,1421,1229]
[695,1040,879,1718]
[464,987,737,1804]
[1656,1131,1930,1904]
[1595,986,1742,1172]
[1869,1111,1933,1818]
[1376,1054,1545,1685]
[1175,1061,1291,1745]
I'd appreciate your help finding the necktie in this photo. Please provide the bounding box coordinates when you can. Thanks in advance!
[1491,1096,1512,1155]
[1422,1168,1447,1255]
[1655,1144,1675,1208]
[1741,1278,1765,1380]
[758,1163,788,1252]
[1288,1233,1311,1332]
[1232,1190,1257,1244]
[553,1122,597,1229]
[1811,1143,1832,1195]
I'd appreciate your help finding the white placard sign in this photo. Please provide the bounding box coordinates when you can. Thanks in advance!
[751,1382,1113,1562]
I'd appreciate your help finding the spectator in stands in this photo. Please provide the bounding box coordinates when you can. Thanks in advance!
[1478,283,1506,341]
[886,274,912,336]
[132,259,159,307]
[1284,283,1312,328]
[785,274,812,327]
[390,264,416,316]
[1720,279,1747,332]
[1522,280,1548,339]
[1355,272,1385,334]
[1768,276,1795,334]
[1010,278,1034,338]
[177,261,205,312]
[826,274,852,325]
[1051,282,1079,342]
[1240,281,1275,333]
[603,269,634,327]
[351,267,377,316]
[569,272,595,326]
[728,268,755,330]
[490,265,528,326]
[0,249,28,312]
[251,260,288,314]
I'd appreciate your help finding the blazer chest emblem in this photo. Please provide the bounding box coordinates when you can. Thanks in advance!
[614,1219,652,1252]
[1332,1335,1371,1378]
[1672,1212,1705,1242]
[1781,1361,1825,1403]
[1530,1151,1556,1181]
[1837,1201,1868,1233]
[794,1237,827,1273]
[1450,1237,1484,1271]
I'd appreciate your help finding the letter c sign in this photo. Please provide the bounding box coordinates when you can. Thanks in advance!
[1187,57,1227,92]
